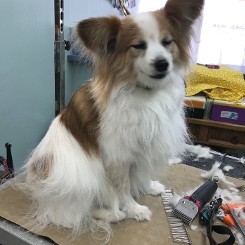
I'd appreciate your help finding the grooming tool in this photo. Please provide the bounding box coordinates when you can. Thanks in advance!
[5,143,14,176]
[227,205,245,237]
[173,177,219,225]
[112,0,131,16]
[199,197,223,226]
[0,155,9,174]
[162,190,192,244]
[200,199,236,245]
[217,204,245,237]
[0,143,14,183]
[197,63,220,69]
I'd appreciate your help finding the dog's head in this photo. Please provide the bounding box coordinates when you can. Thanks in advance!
[77,0,204,89]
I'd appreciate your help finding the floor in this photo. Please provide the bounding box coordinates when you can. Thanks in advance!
[182,147,245,179]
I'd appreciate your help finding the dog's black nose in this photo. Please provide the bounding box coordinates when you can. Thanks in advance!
[154,59,169,72]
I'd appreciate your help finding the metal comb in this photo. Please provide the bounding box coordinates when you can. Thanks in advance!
[162,190,192,244]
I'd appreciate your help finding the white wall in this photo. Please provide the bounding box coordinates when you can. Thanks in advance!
[0,0,55,171]
[65,0,119,27]
[64,0,121,104]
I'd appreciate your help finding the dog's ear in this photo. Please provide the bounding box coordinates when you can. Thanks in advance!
[77,16,121,56]
[163,0,204,29]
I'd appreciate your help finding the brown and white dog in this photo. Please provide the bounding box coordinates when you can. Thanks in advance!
[22,0,204,234]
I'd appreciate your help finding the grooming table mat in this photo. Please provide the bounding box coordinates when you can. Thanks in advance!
[0,164,244,245]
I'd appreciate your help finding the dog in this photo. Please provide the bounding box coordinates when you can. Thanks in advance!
[21,0,204,235]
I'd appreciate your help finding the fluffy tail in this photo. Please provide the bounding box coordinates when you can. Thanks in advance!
[17,116,110,236]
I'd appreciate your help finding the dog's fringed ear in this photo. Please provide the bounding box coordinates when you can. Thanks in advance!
[163,0,204,29]
[77,16,121,56]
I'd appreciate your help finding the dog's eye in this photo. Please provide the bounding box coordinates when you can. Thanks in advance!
[131,41,147,50]
[161,39,173,47]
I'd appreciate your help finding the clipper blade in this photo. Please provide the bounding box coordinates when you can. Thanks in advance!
[162,191,192,244]
[173,198,198,225]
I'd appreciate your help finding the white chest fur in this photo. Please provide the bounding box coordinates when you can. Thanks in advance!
[99,75,187,167]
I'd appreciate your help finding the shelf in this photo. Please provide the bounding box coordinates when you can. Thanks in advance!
[187,118,245,150]
[187,118,245,131]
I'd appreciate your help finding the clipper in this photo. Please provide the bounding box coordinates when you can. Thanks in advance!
[173,177,219,225]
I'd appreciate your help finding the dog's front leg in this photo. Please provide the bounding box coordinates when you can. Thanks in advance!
[107,163,152,221]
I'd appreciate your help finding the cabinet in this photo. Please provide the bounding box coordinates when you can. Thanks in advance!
[187,118,245,150]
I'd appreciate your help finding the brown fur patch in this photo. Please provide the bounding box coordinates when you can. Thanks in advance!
[164,0,204,28]
[60,82,100,156]
[77,16,121,57]
[30,155,53,179]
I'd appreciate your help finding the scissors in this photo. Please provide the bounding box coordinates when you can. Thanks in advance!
[217,204,245,237]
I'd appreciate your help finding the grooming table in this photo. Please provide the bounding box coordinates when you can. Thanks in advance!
[0,164,244,245]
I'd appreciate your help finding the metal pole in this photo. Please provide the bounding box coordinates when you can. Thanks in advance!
[54,0,65,116]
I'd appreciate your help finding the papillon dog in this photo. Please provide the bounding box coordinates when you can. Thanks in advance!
[21,0,204,235]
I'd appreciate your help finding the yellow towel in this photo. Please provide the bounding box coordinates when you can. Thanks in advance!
[186,65,245,102]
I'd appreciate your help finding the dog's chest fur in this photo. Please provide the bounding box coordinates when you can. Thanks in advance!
[99,75,187,166]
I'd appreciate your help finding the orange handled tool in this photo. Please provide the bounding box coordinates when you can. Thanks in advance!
[220,204,245,213]
[217,203,245,236]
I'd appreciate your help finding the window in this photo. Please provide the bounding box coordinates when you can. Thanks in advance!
[197,0,245,70]
[137,0,166,12]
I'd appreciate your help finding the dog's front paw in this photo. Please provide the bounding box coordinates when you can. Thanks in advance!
[114,210,126,222]
[148,181,165,196]
[92,209,126,223]
[123,204,152,221]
